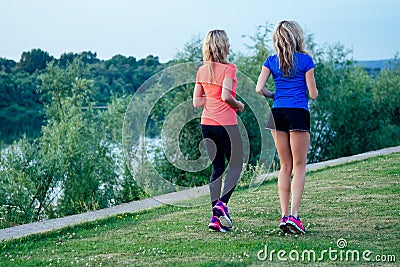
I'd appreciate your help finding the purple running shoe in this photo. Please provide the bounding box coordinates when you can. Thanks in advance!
[212,200,232,228]
[208,215,226,232]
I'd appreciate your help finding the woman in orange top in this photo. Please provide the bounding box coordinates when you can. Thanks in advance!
[193,29,244,232]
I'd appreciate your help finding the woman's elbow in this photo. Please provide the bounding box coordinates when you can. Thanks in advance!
[193,100,200,108]
[221,95,230,102]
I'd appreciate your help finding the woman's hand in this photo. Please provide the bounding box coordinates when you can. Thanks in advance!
[261,89,274,99]
[236,100,245,112]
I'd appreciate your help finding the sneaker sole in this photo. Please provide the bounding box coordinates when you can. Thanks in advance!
[208,223,226,232]
[219,215,233,228]
[280,224,289,233]
[221,226,231,232]
[286,221,305,235]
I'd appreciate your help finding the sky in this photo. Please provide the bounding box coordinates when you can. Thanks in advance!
[1,0,399,63]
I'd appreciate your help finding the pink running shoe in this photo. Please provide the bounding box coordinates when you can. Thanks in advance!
[208,215,226,232]
[287,215,306,235]
[212,200,232,228]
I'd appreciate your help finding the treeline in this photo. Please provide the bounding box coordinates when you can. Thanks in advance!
[0,49,164,110]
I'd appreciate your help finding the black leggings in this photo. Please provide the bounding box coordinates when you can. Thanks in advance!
[201,125,243,208]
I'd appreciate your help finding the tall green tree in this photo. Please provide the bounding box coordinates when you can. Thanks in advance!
[18,49,53,74]
[38,59,118,216]
[370,58,400,149]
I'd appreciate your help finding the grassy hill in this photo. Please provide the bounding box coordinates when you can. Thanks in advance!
[1,153,399,266]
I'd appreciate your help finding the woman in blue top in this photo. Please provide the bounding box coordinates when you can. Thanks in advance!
[256,20,318,235]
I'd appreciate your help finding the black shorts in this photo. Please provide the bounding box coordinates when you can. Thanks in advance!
[266,108,310,132]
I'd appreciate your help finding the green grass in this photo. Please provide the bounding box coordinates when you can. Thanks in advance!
[1,153,399,266]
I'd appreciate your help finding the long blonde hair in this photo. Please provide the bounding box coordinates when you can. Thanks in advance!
[273,20,308,77]
[202,29,230,82]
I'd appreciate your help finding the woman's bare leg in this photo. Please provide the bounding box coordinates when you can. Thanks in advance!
[272,130,293,217]
[289,131,310,217]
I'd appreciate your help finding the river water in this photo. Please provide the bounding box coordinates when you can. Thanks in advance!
[0,111,43,147]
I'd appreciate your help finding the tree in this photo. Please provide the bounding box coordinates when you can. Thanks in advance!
[173,34,203,63]
[58,52,78,67]
[370,57,400,149]
[0,57,16,73]
[232,23,274,81]
[38,59,118,216]
[0,138,38,227]
[80,51,100,65]
[18,49,53,74]
[308,43,383,162]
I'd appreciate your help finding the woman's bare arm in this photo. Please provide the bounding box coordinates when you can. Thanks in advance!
[256,66,274,98]
[221,78,244,112]
[306,68,318,100]
[193,83,206,107]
